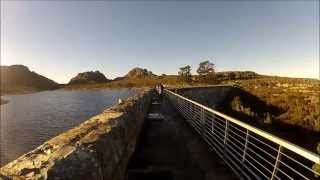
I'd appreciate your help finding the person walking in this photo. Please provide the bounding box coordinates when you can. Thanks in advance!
[155,83,164,100]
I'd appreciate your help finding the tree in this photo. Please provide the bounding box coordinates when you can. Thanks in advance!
[178,65,192,83]
[197,60,215,76]
[196,60,216,82]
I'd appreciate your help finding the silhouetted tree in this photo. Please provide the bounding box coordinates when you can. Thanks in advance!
[197,60,216,82]
[178,65,192,83]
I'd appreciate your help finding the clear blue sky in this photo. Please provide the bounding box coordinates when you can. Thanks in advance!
[1,0,319,83]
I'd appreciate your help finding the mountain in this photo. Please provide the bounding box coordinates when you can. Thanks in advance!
[125,67,155,78]
[68,71,109,84]
[0,65,59,94]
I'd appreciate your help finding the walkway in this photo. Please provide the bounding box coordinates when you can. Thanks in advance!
[126,95,237,180]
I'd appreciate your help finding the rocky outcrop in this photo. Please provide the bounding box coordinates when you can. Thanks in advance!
[69,71,109,84]
[0,65,59,92]
[125,67,155,78]
[0,89,152,180]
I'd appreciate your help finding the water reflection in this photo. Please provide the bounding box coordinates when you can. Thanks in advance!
[0,89,137,166]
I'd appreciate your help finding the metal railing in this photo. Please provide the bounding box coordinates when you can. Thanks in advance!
[164,89,320,180]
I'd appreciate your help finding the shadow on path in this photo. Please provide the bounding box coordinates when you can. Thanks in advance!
[126,95,237,180]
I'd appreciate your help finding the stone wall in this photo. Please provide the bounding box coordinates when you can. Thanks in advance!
[0,90,152,180]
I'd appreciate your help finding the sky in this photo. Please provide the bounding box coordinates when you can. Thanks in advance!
[1,0,319,83]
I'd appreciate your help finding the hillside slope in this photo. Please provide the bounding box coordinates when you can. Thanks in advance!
[1,65,59,94]
[222,77,320,132]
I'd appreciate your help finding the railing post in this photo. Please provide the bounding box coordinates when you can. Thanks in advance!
[224,120,229,145]
[177,97,180,112]
[211,114,215,133]
[271,145,283,180]
[200,107,205,137]
[187,102,192,120]
[242,130,249,162]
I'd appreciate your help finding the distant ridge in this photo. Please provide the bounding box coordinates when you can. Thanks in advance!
[0,65,59,94]
[215,71,259,80]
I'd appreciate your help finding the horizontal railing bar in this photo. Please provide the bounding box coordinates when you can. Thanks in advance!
[225,147,262,180]
[204,121,225,134]
[226,142,245,160]
[227,128,247,142]
[244,157,271,180]
[204,119,226,131]
[165,89,320,164]
[247,140,277,160]
[276,167,294,180]
[227,133,246,149]
[203,130,224,147]
[226,139,247,158]
[248,134,278,152]
[228,123,248,135]
[203,125,225,139]
[225,142,272,179]
[223,148,251,179]
[203,111,227,124]
[245,150,274,176]
[278,159,309,180]
[246,147,277,168]
[279,150,319,175]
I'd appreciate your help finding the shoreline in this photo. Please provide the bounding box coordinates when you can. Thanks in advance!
[1,86,146,96]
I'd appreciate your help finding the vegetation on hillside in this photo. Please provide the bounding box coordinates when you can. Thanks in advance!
[68,71,109,84]
[2,63,318,134]
[221,77,320,132]
[125,67,155,78]
[1,65,60,94]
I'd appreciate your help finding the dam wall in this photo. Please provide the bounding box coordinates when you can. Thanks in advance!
[0,90,152,180]
[176,85,234,108]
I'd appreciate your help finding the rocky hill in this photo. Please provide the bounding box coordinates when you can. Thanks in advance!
[68,71,109,84]
[125,67,155,78]
[0,65,59,94]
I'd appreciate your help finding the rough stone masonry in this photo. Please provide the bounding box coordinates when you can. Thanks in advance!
[0,90,152,180]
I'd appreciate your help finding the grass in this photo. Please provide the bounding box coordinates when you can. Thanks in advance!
[220,77,320,132]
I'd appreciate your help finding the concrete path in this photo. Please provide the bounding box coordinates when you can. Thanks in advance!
[126,95,238,180]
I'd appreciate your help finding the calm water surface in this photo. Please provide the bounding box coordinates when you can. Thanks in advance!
[0,89,137,166]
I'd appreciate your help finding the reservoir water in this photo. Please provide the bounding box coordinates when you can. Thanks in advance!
[0,89,137,166]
